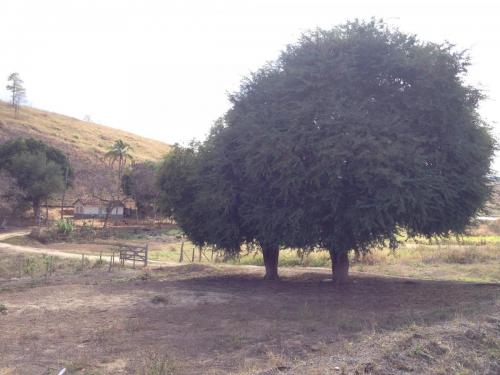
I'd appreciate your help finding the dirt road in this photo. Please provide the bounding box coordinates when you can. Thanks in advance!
[0,230,178,267]
[0,230,107,261]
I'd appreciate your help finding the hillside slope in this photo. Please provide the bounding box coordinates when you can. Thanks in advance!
[0,101,171,201]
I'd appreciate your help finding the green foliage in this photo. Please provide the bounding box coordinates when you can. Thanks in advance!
[105,139,133,179]
[56,218,75,236]
[0,302,7,315]
[6,72,26,109]
[158,20,495,279]
[79,221,97,240]
[122,161,159,217]
[0,138,73,220]
[23,257,37,278]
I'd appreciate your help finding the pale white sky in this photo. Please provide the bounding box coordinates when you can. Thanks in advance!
[1,0,499,168]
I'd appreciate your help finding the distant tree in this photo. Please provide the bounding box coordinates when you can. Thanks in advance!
[122,161,160,219]
[159,20,495,283]
[6,73,26,115]
[104,139,133,180]
[0,172,16,226]
[82,163,121,228]
[0,138,73,224]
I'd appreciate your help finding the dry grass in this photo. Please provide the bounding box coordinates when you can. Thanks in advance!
[0,100,171,201]
[0,250,104,280]
[3,227,500,283]
[0,264,498,374]
[0,100,170,162]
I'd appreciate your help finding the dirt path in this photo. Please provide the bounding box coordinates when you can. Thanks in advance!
[2,230,499,284]
[0,230,106,261]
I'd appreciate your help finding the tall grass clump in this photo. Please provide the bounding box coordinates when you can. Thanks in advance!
[56,218,75,236]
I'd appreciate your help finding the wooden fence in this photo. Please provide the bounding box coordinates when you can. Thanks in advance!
[118,244,148,268]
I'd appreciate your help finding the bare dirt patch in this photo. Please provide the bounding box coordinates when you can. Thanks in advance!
[0,263,499,374]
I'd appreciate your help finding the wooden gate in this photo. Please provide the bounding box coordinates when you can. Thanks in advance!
[118,244,148,268]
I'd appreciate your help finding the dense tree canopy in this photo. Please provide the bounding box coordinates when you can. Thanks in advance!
[158,20,495,282]
[0,138,73,223]
[122,161,160,218]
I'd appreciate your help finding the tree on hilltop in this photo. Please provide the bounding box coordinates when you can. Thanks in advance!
[6,73,26,115]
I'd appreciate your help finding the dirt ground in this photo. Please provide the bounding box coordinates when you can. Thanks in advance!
[0,262,499,375]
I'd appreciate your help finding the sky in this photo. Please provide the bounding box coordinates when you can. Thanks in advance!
[1,0,499,168]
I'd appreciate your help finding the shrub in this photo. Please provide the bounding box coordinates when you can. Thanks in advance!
[141,352,175,375]
[56,218,75,236]
[79,222,96,241]
[0,302,7,315]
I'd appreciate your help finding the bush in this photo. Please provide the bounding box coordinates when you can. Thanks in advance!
[79,221,96,241]
[56,218,75,236]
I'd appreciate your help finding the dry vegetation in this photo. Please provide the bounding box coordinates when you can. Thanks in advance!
[0,251,498,375]
[0,101,170,161]
[0,101,170,199]
[1,226,499,374]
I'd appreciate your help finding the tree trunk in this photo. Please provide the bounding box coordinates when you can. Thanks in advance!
[262,244,280,280]
[61,167,68,219]
[330,250,350,284]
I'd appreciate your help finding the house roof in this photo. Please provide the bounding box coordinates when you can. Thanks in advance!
[73,197,124,207]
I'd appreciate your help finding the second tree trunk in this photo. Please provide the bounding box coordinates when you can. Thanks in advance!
[262,244,280,280]
[330,250,349,284]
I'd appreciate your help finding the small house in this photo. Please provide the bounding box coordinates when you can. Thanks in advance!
[73,198,125,219]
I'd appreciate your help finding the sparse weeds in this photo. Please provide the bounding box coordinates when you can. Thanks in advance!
[0,302,7,314]
[141,352,176,375]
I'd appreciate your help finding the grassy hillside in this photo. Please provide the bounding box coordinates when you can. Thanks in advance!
[0,101,170,161]
[0,101,170,201]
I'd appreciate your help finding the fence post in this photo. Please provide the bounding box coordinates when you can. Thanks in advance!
[179,241,184,263]
[198,247,202,262]
[191,247,195,263]
[108,251,114,272]
[145,244,148,266]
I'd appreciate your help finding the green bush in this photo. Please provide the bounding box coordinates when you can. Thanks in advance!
[56,218,75,236]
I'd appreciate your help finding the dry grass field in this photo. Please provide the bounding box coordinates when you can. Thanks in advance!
[0,228,499,375]
[0,101,170,162]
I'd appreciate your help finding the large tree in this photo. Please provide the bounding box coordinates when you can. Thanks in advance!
[0,138,73,224]
[159,20,495,282]
[157,126,306,280]
[122,161,160,219]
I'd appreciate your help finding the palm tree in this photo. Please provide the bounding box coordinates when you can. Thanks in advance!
[104,139,133,180]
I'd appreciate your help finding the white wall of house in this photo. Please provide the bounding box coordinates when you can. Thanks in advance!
[74,204,124,216]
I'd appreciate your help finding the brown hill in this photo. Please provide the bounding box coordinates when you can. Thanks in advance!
[0,101,171,203]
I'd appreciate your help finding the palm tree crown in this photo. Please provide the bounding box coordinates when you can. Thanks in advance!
[104,139,133,179]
